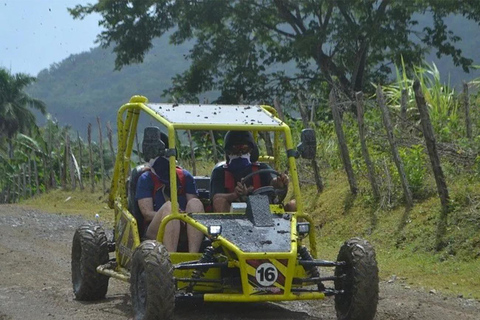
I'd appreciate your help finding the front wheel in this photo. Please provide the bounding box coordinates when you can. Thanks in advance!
[334,237,379,320]
[130,240,175,320]
[71,224,110,300]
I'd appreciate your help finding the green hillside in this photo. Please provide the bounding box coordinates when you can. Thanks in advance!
[27,36,192,134]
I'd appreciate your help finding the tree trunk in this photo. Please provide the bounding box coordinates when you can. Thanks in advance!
[330,89,357,194]
[463,82,472,140]
[355,92,380,200]
[377,85,413,209]
[88,123,95,193]
[413,80,450,250]
[273,98,285,121]
[97,117,106,194]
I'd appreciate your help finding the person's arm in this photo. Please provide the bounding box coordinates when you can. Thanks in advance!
[138,197,157,222]
[136,173,157,222]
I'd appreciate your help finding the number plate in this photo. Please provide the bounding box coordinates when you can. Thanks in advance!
[255,262,278,286]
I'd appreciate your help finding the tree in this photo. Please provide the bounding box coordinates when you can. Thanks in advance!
[69,1,480,104]
[0,68,46,158]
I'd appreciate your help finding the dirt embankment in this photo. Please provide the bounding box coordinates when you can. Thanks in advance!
[0,205,479,320]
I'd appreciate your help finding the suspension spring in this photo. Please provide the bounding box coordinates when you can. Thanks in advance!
[188,246,216,292]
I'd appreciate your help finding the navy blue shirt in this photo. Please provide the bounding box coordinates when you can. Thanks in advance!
[135,158,197,211]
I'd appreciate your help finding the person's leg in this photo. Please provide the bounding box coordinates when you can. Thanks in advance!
[185,198,205,253]
[145,201,180,252]
[212,196,231,212]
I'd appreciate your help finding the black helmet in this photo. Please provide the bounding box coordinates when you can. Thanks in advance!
[224,131,255,152]
[142,126,168,161]
[224,130,259,162]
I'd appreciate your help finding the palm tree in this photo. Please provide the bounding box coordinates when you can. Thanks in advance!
[0,68,46,158]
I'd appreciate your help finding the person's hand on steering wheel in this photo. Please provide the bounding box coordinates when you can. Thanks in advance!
[272,173,289,189]
[234,181,253,202]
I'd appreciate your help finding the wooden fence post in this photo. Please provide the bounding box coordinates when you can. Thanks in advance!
[187,130,197,175]
[413,80,450,250]
[66,133,76,190]
[97,117,106,194]
[106,121,116,162]
[463,82,472,140]
[355,92,380,200]
[329,89,357,194]
[297,94,324,193]
[135,132,141,163]
[27,153,33,198]
[209,130,218,163]
[377,85,413,209]
[33,152,39,196]
[22,164,27,199]
[400,89,408,129]
[88,123,95,193]
[77,131,84,190]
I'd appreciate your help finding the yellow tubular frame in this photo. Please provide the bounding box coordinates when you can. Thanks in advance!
[108,96,320,302]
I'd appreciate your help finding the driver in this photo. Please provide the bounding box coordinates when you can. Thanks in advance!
[210,130,291,212]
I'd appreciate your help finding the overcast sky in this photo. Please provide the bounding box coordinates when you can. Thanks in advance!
[0,0,102,76]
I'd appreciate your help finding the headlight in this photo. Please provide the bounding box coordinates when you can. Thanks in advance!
[208,225,222,238]
[297,222,310,236]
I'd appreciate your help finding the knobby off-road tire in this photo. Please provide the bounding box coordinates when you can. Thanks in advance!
[71,224,110,301]
[130,240,175,320]
[334,237,379,320]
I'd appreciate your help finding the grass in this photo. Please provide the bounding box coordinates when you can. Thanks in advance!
[18,169,480,300]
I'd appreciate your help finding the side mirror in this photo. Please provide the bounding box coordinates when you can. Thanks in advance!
[142,127,166,161]
[297,129,317,159]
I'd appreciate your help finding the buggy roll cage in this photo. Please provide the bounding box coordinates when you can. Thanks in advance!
[108,95,318,257]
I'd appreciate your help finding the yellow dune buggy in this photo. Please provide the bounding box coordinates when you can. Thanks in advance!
[71,95,379,320]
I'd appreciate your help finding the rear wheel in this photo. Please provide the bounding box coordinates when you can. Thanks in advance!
[71,224,110,300]
[334,237,379,320]
[130,240,175,320]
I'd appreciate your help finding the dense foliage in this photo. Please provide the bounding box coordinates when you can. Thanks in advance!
[69,0,480,106]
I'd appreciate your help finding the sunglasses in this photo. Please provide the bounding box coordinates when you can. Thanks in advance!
[229,144,252,154]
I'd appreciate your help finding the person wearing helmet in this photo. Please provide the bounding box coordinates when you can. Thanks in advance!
[136,128,204,253]
[210,130,291,212]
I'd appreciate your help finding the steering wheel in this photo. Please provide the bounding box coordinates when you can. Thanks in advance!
[241,169,288,204]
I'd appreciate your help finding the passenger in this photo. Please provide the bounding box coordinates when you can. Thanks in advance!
[210,130,295,212]
[136,132,204,252]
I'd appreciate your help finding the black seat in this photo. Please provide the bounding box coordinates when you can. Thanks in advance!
[127,164,149,237]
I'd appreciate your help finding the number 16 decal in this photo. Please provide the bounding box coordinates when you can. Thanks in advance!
[255,263,278,286]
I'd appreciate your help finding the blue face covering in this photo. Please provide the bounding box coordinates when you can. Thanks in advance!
[228,153,251,171]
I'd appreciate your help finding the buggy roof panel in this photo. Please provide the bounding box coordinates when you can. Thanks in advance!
[145,103,283,127]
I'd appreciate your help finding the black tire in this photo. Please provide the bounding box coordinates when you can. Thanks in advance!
[71,224,110,301]
[130,240,175,320]
[334,237,379,320]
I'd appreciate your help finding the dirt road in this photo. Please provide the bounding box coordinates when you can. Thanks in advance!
[0,205,479,320]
